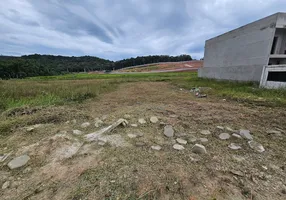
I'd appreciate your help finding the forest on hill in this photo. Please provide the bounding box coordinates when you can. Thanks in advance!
[0,54,192,79]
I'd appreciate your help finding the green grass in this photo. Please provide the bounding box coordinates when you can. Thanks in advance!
[1,71,286,113]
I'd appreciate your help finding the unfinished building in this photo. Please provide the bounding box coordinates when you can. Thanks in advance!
[198,12,286,88]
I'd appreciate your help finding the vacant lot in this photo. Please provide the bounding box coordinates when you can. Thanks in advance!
[0,73,286,200]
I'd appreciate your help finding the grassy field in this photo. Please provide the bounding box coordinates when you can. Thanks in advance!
[1,72,286,113]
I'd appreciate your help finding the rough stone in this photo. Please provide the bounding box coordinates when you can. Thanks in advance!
[230,170,244,177]
[228,143,242,150]
[138,118,147,124]
[192,144,207,154]
[150,116,159,124]
[123,114,131,119]
[151,145,162,151]
[226,126,234,132]
[94,118,104,128]
[131,124,138,127]
[2,181,10,189]
[239,130,253,140]
[248,141,265,153]
[173,144,185,150]
[200,130,211,135]
[232,133,242,139]
[199,138,208,143]
[189,137,197,143]
[266,130,281,135]
[72,130,83,135]
[8,155,30,170]
[164,125,174,137]
[216,126,224,130]
[127,134,137,139]
[176,138,187,145]
[81,122,91,128]
[219,133,230,140]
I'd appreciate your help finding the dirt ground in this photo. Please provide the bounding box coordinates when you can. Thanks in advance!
[1,82,286,200]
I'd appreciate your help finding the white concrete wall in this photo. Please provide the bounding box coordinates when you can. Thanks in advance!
[200,13,279,81]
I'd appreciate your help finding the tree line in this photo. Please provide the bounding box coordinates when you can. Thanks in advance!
[0,54,192,79]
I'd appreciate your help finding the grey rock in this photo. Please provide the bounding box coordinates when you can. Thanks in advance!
[8,155,30,170]
[266,130,281,135]
[164,125,174,137]
[2,181,10,189]
[169,114,178,118]
[239,130,253,140]
[151,145,162,151]
[138,118,147,124]
[216,126,224,130]
[192,144,207,154]
[226,126,234,132]
[199,138,208,143]
[127,134,138,139]
[131,124,138,127]
[26,127,35,132]
[200,130,211,135]
[123,114,131,119]
[173,144,185,150]
[230,170,244,177]
[189,137,197,143]
[134,132,144,137]
[98,141,106,146]
[232,133,242,139]
[248,141,265,153]
[176,138,187,145]
[94,118,104,128]
[72,119,77,124]
[72,130,83,135]
[228,143,242,150]
[219,133,230,140]
[81,122,91,128]
[150,116,159,124]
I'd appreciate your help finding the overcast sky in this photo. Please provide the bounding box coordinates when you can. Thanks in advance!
[0,0,285,60]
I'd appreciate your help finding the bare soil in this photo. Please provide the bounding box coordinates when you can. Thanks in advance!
[1,82,286,200]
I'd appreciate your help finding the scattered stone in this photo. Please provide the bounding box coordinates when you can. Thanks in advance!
[72,130,83,135]
[176,132,187,137]
[281,185,286,194]
[190,156,200,162]
[151,145,162,151]
[173,144,185,150]
[230,170,244,177]
[135,142,146,147]
[101,115,108,120]
[131,124,138,127]
[192,144,207,154]
[164,125,174,137]
[8,155,30,170]
[94,118,104,128]
[127,134,138,139]
[134,132,144,137]
[0,152,12,163]
[176,138,187,145]
[262,166,268,171]
[81,122,91,128]
[23,167,32,174]
[228,143,242,150]
[239,130,253,140]
[169,114,178,118]
[199,138,208,143]
[248,141,265,153]
[159,122,166,126]
[200,130,211,135]
[138,118,147,124]
[232,155,245,162]
[2,181,10,189]
[226,126,234,132]
[123,114,131,119]
[219,133,230,140]
[189,137,197,143]
[72,119,77,124]
[232,133,242,139]
[216,126,224,130]
[26,127,35,132]
[150,116,159,124]
[10,181,21,189]
[266,130,281,135]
